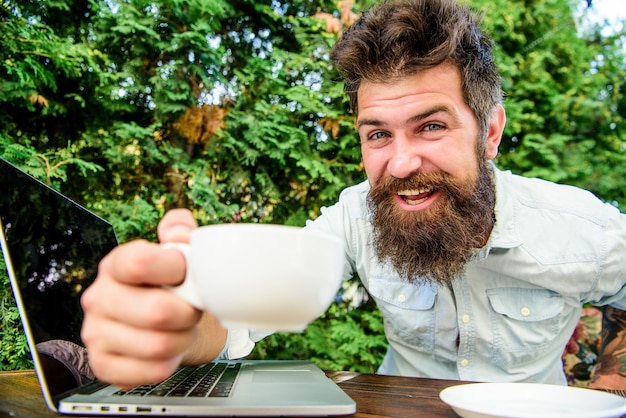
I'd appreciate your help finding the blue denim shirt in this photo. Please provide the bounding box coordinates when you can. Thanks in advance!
[304,166,626,384]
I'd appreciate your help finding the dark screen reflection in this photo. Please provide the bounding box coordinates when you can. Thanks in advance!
[0,159,118,395]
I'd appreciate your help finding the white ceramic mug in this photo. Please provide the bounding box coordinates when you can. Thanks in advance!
[163,223,345,331]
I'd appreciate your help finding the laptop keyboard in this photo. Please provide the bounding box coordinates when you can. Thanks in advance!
[113,362,241,398]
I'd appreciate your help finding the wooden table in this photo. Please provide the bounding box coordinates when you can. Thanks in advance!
[0,370,463,417]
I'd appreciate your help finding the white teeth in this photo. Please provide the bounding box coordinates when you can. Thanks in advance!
[398,188,431,196]
[397,188,432,205]
[405,197,428,205]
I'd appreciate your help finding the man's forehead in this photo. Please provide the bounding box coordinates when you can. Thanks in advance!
[355,65,464,113]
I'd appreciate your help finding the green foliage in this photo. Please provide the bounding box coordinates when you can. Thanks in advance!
[473,0,626,208]
[0,255,34,371]
[0,0,624,372]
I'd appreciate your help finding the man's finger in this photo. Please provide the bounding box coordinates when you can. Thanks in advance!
[158,209,198,243]
[101,240,187,287]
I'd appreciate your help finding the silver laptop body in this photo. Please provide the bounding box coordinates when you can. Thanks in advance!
[0,158,356,416]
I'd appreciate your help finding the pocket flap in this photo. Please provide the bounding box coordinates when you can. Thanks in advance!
[487,288,564,321]
[369,277,437,310]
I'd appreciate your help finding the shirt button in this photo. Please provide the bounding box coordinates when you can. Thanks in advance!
[520,307,531,317]
[462,314,470,324]
[460,359,469,367]
[397,294,406,303]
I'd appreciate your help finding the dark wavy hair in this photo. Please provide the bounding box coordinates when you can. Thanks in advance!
[330,0,503,138]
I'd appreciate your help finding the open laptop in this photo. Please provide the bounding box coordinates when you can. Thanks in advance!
[0,158,356,416]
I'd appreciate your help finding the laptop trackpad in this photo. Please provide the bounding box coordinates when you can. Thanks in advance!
[252,371,316,384]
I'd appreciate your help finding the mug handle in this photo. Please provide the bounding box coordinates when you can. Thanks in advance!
[161,242,206,310]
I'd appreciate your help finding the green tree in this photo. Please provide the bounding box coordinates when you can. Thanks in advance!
[475,0,626,207]
[0,255,32,371]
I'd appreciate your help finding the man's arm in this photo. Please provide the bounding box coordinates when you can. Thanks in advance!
[181,311,228,365]
[590,306,626,389]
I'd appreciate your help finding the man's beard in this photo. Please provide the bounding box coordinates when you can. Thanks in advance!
[367,160,496,285]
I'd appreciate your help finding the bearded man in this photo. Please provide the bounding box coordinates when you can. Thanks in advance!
[82,0,626,389]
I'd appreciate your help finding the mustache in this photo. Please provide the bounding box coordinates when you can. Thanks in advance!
[373,171,462,195]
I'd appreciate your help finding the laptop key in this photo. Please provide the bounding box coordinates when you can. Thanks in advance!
[75,380,110,395]
[208,363,241,398]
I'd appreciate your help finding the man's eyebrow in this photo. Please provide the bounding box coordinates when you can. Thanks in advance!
[355,118,383,130]
[408,105,455,124]
[356,105,456,130]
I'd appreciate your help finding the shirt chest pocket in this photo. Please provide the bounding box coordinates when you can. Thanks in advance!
[486,288,565,352]
[368,277,437,351]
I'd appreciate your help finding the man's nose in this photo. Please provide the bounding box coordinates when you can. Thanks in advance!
[387,137,423,179]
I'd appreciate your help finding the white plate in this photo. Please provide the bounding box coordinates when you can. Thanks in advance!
[439,382,626,418]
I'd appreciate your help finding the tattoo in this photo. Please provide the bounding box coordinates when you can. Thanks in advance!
[593,306,626,381]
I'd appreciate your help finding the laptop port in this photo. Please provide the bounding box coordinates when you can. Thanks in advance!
[71,405,93,412]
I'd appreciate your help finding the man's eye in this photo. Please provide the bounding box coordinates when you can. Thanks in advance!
[369,131,389,141]
[361,131,391,149]
[423,123,444,131]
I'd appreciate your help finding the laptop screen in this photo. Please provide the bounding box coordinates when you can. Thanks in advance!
[0,159,118,396]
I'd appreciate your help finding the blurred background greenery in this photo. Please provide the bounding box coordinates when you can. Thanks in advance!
[1,0,624,372]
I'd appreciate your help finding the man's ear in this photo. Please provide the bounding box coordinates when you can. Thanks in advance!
[485,104,506,160]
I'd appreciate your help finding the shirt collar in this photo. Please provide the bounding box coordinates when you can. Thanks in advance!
[485,163,524,250]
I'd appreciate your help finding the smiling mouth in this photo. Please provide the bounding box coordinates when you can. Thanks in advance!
[397,188,436,205]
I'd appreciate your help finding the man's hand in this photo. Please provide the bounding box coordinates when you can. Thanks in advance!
[590,306,626,390]
[80,209,227,389]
